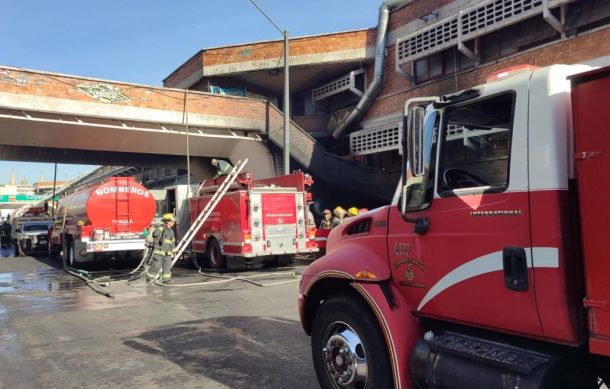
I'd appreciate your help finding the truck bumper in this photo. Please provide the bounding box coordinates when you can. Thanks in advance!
[85,239,145,253]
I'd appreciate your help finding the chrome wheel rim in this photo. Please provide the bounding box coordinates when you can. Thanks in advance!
[322,321,368,388]
[69,243,75,267]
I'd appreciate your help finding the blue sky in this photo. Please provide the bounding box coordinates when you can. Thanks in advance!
[1,0,379,184]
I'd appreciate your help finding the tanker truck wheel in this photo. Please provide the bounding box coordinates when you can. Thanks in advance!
[311,293,393,389]
[66,240,77,268]
[62,238,78,268]
[48,241,60,259]
[205,238,226,269]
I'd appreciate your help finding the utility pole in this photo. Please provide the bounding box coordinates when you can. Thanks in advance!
[249,0,290,175]
[51,163,57,217]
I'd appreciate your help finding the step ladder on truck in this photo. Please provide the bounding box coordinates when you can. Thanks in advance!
[169,159,249,269]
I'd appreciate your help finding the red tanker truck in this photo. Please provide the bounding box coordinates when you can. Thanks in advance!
[49,177,156,267]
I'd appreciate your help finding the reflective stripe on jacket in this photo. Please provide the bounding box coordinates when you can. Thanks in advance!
[152,225,176,255]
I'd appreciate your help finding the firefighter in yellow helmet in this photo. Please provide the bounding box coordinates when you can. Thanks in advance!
[331,206,345,228]
[146,213,177,284]
[347,207,359,217]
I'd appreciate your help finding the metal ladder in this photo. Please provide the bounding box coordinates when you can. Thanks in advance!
[115,177,130,232]
[170,159,248,267]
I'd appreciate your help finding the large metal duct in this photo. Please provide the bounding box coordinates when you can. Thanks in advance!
[332,0,411,139]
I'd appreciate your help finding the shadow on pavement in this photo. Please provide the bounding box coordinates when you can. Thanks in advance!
[31,254,63,270]
[123,315,317,389]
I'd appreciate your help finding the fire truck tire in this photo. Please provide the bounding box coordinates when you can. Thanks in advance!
[311,293,393,389]
[205,238,225,269]
[48,241,59,258]
[67,240,77,268]
[62,238,79,268]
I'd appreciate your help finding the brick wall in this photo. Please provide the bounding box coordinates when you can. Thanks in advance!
[0,67,270,124]
[292,115,331,134]
[164,29,376,88]
[201,29,375,67]
[364,25,610,122]
[164,52,204,88]
[388,0,453,32]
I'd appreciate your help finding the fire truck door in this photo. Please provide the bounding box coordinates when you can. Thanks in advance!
[389,87,543,337]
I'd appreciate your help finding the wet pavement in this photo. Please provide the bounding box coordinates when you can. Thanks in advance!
[0,248,318,388]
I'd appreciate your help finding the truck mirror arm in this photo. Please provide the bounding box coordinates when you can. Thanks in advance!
[400,213,429,235]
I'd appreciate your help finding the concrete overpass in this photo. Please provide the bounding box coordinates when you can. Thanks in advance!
[0,66,396,203]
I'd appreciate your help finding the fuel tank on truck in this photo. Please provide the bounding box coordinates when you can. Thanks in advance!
[57,177,156,234]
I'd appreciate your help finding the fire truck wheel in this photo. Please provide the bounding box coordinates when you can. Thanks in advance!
[48,242,59,258]
[269,255,294,267]
[206,239,225,269]
[311,293,393,389]
[64,240,77,268]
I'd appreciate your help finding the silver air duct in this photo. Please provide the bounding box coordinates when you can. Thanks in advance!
[332,0,411,139]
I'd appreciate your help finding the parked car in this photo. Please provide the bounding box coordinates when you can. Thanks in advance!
[15,221,53,256]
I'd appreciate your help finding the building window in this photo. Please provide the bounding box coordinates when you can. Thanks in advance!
[293,96,305,116]
[566,0,610,36]
[481,15,558,64]
[293,92,326,116]
[414,47,474,83]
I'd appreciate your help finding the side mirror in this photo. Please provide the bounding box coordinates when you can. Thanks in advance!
[401,98,439,233]
[407,106,426,177]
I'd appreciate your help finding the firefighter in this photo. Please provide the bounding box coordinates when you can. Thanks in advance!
[0,223,8,248]
[146,213,176,284]
[331,206,345,228]
[319,209,332,230]
[211,158,233,179]
[307,209,316,228]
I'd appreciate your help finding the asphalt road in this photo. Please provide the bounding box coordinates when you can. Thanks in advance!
[0,248,319,389]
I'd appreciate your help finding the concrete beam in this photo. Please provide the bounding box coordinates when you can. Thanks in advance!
[0,92,266,132]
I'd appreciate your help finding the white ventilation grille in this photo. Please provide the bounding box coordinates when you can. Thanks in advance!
[350,122,402,156]
[313,74,351,102]
[460,0,543,41]
[395,0,574,66]
[396,16,458,64]
[446,124,509,142]
[312,70,365,103]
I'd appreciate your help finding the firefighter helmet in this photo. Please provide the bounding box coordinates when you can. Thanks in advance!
[333,206,345,216]
[162,213,176,222]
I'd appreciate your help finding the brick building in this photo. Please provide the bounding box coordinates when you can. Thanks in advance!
[165,0,610,185]
[2,0,608,209]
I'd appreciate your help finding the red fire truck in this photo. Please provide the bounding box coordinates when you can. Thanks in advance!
[298,64,610,388]
[49,177,156,267]
[190,171,318,269]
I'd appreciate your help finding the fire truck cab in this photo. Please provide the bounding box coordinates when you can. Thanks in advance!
[299,64,610,388]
